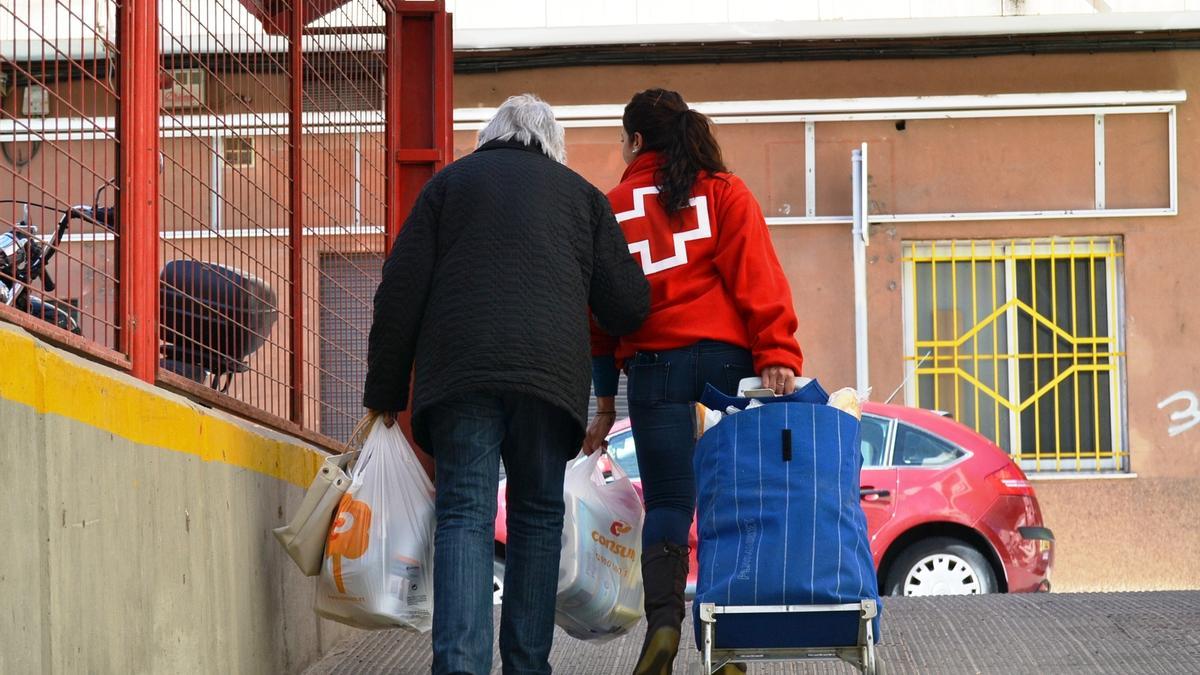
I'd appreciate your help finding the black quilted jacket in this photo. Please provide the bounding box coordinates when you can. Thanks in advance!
[362,139,650,449]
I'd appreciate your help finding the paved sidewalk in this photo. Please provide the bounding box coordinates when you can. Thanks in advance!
[304,591,1200,674]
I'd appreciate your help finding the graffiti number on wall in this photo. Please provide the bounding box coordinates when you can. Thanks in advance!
[1157,391,1200,437]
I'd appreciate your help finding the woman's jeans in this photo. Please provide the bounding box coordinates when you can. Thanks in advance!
[626,340,756,549]
[424,392,574,675]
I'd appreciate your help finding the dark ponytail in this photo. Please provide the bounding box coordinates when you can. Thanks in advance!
[623,88,727,213]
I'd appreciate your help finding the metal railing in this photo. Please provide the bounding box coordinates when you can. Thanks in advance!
[1,0,124,367]
[0,0,452,449]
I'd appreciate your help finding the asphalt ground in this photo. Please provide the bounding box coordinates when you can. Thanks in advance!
[304,590,1200,674]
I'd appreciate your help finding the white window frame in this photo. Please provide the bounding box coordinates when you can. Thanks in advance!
[453,90,1183,226]
[5,90,1181,239]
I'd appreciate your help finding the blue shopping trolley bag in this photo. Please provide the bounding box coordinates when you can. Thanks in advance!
[692,380,881,648]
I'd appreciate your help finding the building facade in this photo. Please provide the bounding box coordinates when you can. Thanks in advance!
[4,1,1199,592]
[447,48,1199,592]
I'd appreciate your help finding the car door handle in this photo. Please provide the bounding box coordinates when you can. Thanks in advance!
[860,488,892,500]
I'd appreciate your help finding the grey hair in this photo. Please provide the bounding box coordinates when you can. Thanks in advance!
[475,94,567,164]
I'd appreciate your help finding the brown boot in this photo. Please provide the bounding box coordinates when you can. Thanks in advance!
[633,541,689,675]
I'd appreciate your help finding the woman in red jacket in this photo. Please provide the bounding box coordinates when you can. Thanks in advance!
[587,89,804,674]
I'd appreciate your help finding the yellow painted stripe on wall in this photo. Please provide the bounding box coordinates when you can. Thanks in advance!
[0,326,324,487]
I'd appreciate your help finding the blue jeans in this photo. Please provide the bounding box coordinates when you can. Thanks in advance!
[424,392,574,675]
[626,341,756,550]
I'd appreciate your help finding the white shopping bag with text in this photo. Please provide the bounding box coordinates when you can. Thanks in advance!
[555,451,645,641]
[315,418,435,631]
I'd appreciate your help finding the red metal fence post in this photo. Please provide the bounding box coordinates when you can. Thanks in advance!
[384,0,451,473]
[289,1,306,424]
[117,0,160,382]
[384,11,403,251]
[437,8,453,169]
[385,0,450,255]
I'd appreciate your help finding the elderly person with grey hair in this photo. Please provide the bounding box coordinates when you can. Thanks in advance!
[363,93,649,674]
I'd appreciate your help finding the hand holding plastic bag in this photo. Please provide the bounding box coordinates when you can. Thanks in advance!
[555,451,645,641]
[315,417,435,631]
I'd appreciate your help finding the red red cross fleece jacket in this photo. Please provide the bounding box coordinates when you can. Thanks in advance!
[591,151,803,387]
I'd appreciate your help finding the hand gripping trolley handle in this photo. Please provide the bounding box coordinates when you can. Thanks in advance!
[699,599,882,674]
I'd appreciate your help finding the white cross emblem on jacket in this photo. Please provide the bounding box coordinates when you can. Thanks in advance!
[616,186,711,275]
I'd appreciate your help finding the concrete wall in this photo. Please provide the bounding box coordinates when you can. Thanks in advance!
[0,322,354,674]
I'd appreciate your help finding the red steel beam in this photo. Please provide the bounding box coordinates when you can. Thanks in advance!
[117,0,160,382]
[235,0,348,35]
[436,8,453,172]
[288,1,306,424]
[384,12,403,250]
[386,0,451,255]
[384,0,451,475]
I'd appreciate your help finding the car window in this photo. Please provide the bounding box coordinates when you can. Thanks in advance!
[860,414,889,467]
[606,430,640,479]
[893,424,965,467]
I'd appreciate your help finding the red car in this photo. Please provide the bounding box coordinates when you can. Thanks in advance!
[493,402,1054,600]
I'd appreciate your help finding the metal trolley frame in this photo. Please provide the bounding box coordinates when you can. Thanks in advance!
[699,599,881,674]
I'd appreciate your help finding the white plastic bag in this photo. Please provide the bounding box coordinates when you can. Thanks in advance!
[315,418,435,631]
[555,451,645,642]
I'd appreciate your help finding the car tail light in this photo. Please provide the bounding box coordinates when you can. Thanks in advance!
[986,462,1035,496]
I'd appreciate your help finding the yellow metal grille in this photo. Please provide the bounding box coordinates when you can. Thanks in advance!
[902,238,1127,473]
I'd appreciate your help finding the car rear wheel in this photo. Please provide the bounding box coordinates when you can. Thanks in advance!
[885,537,997,596]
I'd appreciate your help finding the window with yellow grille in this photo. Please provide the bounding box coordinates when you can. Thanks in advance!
[902,238,1127,473]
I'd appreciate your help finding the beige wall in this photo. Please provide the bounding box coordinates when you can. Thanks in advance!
[451,49,1200,591]
[0,322,355,673]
